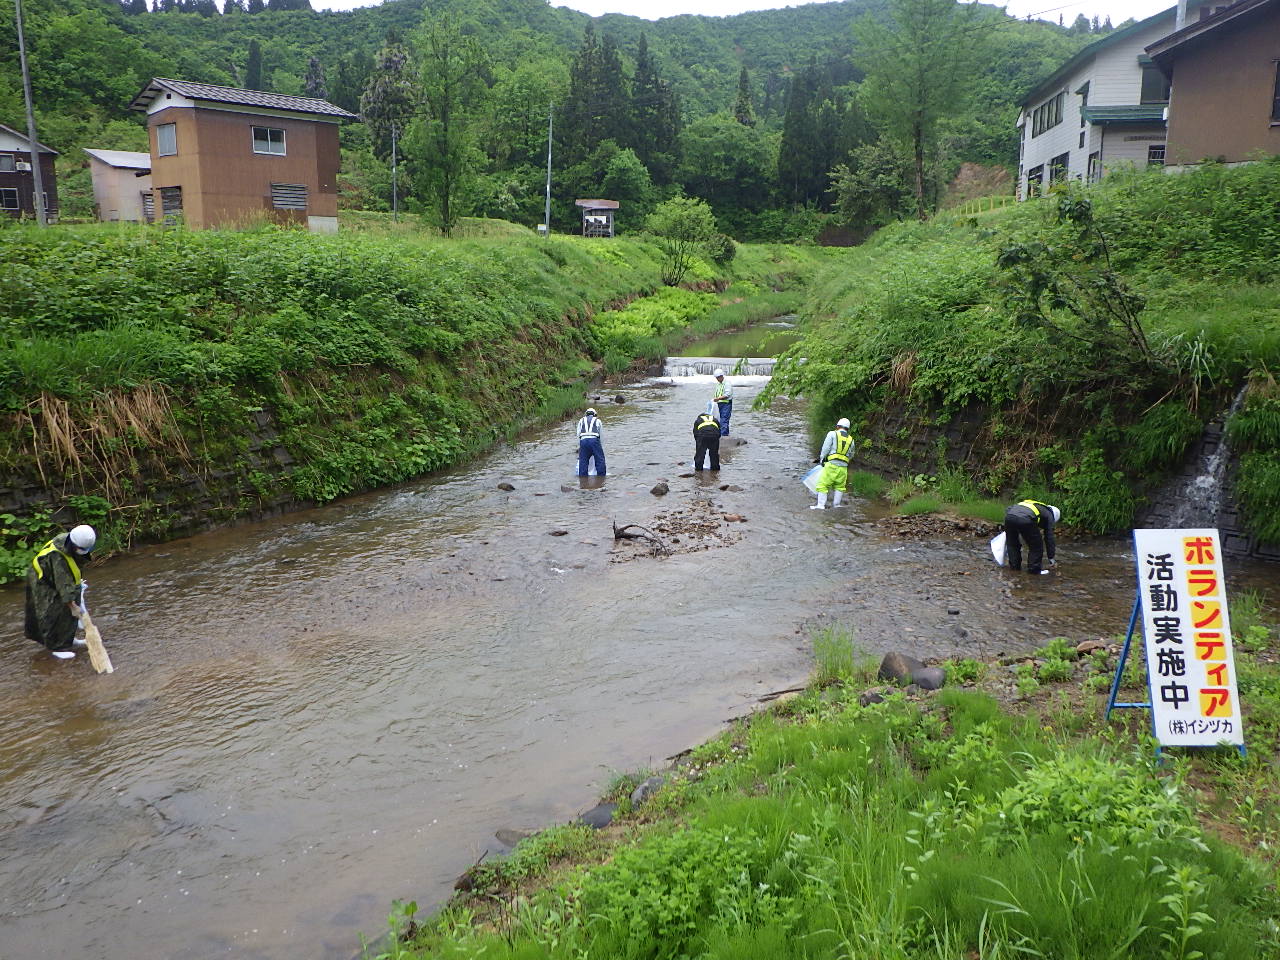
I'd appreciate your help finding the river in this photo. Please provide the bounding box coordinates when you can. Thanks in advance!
[1,326,1276,959]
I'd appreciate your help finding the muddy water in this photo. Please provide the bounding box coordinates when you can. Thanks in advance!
[2,332,1277,959]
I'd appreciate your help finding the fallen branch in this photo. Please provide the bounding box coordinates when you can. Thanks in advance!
[612,521,670,555]
[756,685,806,703]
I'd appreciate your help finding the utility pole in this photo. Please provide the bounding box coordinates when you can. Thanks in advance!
[14,0,48,226]
[391,122,398,223]
[542,101,553,237]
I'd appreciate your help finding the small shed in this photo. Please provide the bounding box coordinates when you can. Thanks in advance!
[85,149,153,222]
[574,198,618,238]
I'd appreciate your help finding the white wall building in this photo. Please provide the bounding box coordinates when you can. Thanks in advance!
[1017,9,1177,199]
[84,149,153,222]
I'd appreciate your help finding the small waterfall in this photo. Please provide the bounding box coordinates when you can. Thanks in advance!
[1163,386,1248,528]
[662,356,779,377]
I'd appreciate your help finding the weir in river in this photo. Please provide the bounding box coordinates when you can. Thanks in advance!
[1,323,1276,959]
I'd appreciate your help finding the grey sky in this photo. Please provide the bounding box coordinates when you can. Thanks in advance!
[315,0,1173,26]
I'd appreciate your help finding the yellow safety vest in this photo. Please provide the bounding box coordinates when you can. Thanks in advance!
[1018,499,1043,518]
[697,414,718,432]
[32,538,81,583]
[828,431,853,465]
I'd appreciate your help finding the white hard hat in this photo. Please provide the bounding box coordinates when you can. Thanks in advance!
[837,418,850,429]
[1050,505,1062,523]
[713,368,725,377]
[68,524,97,552]
[586,407,596,415]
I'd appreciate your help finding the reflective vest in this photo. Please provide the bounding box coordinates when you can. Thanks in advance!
[827,431,853,465]
[696,414,719,433]
[577,416,600,439]
[33,538,81,583]
[1018,499,1043,518]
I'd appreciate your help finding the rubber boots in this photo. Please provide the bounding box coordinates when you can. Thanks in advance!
[811,492,828,510]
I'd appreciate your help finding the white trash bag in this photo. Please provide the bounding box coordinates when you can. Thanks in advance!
[989,531,1007,566]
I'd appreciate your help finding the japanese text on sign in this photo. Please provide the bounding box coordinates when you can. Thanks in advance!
[1133,529,1244,747]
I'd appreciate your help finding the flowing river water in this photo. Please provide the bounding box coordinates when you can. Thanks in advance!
[1,324,1276,959]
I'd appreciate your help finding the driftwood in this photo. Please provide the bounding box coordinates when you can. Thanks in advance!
[612,521,670,555]
[756,685,805,703]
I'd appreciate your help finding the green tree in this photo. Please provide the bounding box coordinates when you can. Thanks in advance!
[645,196,718,286]
[245,39,263,90]
[629,33,680,183]
[600,147,655,226]
[830,138,917,228]
[678,113,774,219]
[303,56,326,99]
[854,0,985,220]
[733,65,755,127]
[360,40,416,160]
[411,14,488,236]
[246,0,264,11]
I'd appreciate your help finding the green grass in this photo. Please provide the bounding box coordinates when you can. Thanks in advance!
[846,469,889,498]
[898,493,943,515]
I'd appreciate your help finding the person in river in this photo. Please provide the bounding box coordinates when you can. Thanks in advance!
[811,418,854,510]
[576,406,606,477]
[712,369,733,436]
[1002,499,1060,574]
[25,524,96,660]
[693,402,722,471]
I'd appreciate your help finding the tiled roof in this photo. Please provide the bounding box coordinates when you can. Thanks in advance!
[84,148,151,170]
[1082,104,1168,124]
[130,78,358,119]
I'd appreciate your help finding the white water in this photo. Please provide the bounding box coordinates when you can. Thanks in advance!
[1164,386,1249,528]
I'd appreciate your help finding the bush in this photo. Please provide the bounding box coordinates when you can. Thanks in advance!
[706,232,737,264]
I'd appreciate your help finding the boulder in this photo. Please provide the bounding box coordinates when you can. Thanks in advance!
[1076,639,1106,656]
[878,651,925,683]
[651,482,669,496]
[858,688,889,707]
[614,395,626,404]
[723,513,743,522]
[911,666,946,690]
[577,802,617,830]
[630,775,665,807]
[495,828,532,848]
[497,482,515,491]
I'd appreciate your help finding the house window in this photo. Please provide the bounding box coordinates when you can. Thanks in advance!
[270,182,308,210]
[1140,65,1171,104]
[1026,165,1045,197]
[156,123,177,157]
[1078,81,1089,128]
[1087,152,1102,182]
[0,155,14,172]
[253,127,287,156]
[0,188,17,209]
[1148,144,1166,166]
[1049,152,1070,183]
[1272,62,1280,122]
[1031,92,1064,137]
[1079,131,1086,149]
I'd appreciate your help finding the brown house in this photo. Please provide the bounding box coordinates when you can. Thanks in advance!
[129,78,358,231]
[1148,0,1280,167]
[0,122,58,221]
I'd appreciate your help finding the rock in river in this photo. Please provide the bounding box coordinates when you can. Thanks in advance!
[497,482,515,491]
[651,482,669,496]
[577,802,617,830]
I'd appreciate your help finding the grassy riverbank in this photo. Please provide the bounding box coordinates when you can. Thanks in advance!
[763,160,1280,539]
[368,611,1280,960]
[0,222,824,579]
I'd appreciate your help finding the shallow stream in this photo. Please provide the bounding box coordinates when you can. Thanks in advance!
[1,324,1275,958]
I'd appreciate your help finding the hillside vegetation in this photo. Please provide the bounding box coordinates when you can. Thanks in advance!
[0,220,825,576]
[1,0,1093,236]
[762,160,1280,538]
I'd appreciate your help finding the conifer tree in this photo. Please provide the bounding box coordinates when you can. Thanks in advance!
[224,0,246,12]
[304,57,327,99]
[360,40,416,159]
[733,66,755,127]
[628,33,680,183]
[245,39,263,89]
[247,0,264,13]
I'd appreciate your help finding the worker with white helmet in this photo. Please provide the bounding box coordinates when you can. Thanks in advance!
[712,369,733,436]
[575,406,606,477]
[25,524,96,660]
[1002,499,1061,574]
[811,417,854,510]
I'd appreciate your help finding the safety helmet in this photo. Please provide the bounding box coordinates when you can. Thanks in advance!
[713,368,725,377]
[68,524,97,553]
[586,407,596,415]
[1050,505,1062,523]
[836,418,851,429]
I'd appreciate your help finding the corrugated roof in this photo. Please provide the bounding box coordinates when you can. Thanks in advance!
[1019,8,1177,107]
[574,199,620,209]
[0,122,57,154]
[84,148,151,170]
[1083,104,1168,124]
[130,78,359,120]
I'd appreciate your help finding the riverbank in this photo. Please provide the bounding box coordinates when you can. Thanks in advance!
[764,160,1280,551]
[374,610,1280,960]
[0,223,827,580]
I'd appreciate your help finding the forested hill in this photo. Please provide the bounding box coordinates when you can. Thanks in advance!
[0,0,1098,237]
